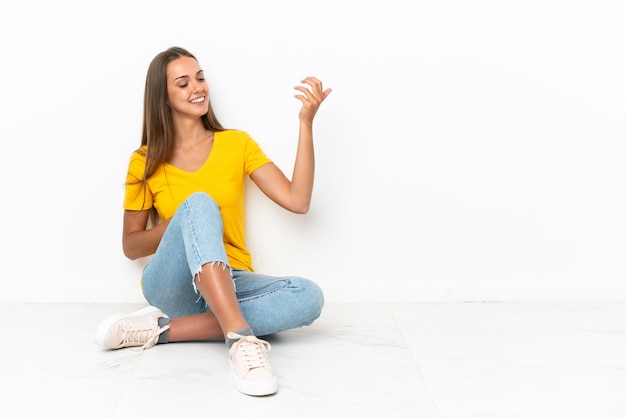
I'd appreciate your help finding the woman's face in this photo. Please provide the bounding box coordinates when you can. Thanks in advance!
[166,56,210,119]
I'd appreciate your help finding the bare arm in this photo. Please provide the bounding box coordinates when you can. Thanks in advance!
[250,77,331,214]
[122,210,171,260]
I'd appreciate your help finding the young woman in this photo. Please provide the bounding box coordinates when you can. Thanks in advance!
[94,46,331,396]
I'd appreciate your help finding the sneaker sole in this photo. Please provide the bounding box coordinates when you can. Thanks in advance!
[94,305,164,348]
[230,363,278,396]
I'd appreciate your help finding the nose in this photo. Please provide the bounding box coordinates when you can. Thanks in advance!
[191,80,203,93]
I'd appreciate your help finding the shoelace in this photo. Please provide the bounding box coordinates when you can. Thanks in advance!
[121,323,170,350]
[227,332,272,369]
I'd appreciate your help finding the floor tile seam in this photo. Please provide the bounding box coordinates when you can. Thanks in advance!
[390,303,444,418]
[110,350,147,416]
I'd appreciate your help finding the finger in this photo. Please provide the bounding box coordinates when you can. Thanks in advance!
[294,86,320,106]
[300,77,323,97]
[294,77,330,108]
[294,85,312,98]
[306,79,331,103]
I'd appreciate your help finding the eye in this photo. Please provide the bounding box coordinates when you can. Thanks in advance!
[178,83,188,88]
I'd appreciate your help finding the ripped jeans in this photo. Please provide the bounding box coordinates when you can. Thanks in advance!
[140,192,324,337]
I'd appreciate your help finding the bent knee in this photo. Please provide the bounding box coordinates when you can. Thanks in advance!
[186,191,218,209]
[293,278,325,323]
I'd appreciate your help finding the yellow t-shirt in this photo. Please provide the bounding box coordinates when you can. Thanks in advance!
[123,129,272,271]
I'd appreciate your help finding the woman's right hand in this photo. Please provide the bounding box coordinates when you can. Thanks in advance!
[294,76,332,124]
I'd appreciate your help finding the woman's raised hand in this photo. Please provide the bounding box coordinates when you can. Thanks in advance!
[294,77,332,122]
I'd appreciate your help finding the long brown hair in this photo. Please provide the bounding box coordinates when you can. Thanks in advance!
[130,47,225,221]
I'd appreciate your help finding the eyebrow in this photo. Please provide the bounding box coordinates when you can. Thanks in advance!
[174,70,204,81]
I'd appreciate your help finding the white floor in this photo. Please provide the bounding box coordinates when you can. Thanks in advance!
[1,301,625,418]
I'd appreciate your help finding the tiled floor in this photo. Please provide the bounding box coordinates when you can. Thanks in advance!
[1,301,625,417]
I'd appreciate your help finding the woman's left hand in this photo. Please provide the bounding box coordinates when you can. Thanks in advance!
[294,77,332,122]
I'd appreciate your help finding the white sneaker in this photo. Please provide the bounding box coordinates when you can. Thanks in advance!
[227,332,278,396]
[94,306,169,350]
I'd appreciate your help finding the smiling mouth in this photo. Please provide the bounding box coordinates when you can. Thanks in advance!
[190,96,205,104]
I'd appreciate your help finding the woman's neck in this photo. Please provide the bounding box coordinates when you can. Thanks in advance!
[173,118,211,147]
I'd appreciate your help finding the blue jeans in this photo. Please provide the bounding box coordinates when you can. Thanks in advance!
[141,192,324,336]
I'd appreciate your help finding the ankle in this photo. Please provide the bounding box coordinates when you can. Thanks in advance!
[157,317,171,344]
[226,327,254,348]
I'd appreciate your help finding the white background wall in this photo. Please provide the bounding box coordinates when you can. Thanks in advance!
[0,0,624,303]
